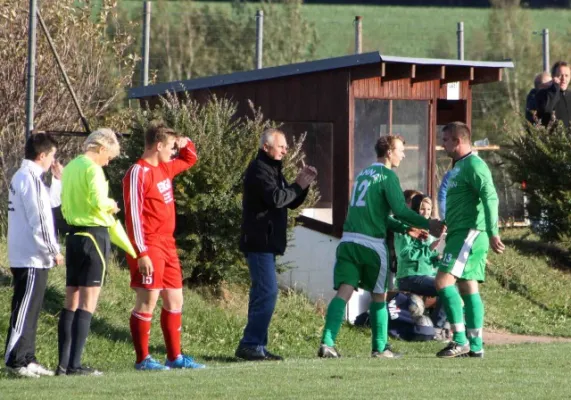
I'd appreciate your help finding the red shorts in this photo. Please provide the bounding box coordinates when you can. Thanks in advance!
[129,238,183,290]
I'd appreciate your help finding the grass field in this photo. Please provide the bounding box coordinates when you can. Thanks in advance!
[1,228,570,397]
[118,2,571,60]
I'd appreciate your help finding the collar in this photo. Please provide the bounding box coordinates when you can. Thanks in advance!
[452,151,473,167]
[257,149,282,167]
[21,159,45,176]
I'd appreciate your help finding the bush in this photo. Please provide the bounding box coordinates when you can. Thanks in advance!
[505,120,571,241]
[110,94,318,285]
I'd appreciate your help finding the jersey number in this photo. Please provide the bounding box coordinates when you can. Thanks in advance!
[350,180,369,207]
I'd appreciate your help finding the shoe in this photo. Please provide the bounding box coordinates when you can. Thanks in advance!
[27,362,55,376]
[372,344,403,359]
[6,366,40,378]
[436,341,470,358]
[263,348,283,361]
[165,354,206,369]
[55,366,67,376]
[235,346,267,361]
[66,366,103,376]
[317,344,341,358]
[461,350,484,358]
[135,355,170,371]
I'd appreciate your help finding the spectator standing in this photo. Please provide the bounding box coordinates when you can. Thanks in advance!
[235,128,317,361]
[5,133,64,378]
[536,61,571,127]
[526,71,552,123]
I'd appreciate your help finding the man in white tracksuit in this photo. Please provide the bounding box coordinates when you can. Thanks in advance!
[5,133,64,378]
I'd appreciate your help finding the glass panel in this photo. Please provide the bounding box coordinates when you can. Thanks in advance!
[353,99,390,179]
[392,100,429,193]
[280,122,333,225]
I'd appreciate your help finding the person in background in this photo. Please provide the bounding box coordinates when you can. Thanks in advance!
[49,160,69,238]
[5,133,64,378]
[394,194,448,340]
[526,71,552,123]
[536,61,571,127]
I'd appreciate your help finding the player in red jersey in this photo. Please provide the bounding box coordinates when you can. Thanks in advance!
[123,123,205,371]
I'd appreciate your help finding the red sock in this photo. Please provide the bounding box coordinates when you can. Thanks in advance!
[130,311,153,363]
[161,308,182,362]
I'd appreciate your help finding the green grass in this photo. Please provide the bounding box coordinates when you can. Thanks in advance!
[118,2,571,60]
[1,228,571,396]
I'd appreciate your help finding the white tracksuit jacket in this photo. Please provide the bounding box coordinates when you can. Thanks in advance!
[7,159,60,269]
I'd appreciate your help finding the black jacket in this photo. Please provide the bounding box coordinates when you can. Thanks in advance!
[536,83,571,127]
[239,150,309,255]
[525,88,538,123]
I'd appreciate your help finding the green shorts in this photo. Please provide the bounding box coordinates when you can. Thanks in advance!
[438,229,489,282]
[333,235,389,294]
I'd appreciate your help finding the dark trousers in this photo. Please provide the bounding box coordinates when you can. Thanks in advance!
[239,253,278,348]
[4,268,49,368]
[397,275,447,329]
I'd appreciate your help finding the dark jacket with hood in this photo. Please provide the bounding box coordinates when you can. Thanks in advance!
[239,149,309,255]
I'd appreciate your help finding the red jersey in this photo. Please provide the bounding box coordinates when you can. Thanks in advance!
[123,141,197,258]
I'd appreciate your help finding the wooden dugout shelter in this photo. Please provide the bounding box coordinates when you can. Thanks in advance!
[129,51,514,238]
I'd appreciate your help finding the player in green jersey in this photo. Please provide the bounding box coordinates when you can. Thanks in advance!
[318,135,444,359]
[435,122,505,359]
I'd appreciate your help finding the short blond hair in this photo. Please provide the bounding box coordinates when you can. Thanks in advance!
[83,128,120,158]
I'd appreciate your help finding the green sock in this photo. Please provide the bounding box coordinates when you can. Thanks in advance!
[321,297,347,347]
[370,301,388,352]
[462,293,484,352]
[439,285,467,345]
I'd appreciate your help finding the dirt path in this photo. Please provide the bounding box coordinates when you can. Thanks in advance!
[484,329,571,345]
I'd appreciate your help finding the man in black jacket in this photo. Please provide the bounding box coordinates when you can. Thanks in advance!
[536,61,571,127]
[235,128,317,361]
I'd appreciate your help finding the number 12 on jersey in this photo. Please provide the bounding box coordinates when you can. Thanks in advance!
[350,180,370,207]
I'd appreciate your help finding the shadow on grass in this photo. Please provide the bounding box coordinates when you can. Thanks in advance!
[0,268,12,287]
[503,238,571,273]
[201,355,241,363]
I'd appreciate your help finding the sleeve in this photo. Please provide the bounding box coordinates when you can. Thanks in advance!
[470,162,499,237]
[536,84,560,118]
[255,166,305,209]
[86,165,116,214]
[49,177,62,208]
[286,181,309,210]
[384,172,430,230]
[165,139,198,179]
[387,216,409,234]
[395,234,431,262]
[123,165,148,258]
[22,175,60,260]
[437,171,450,221]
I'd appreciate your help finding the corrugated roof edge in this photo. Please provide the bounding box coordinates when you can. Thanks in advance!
[128,51,514,100]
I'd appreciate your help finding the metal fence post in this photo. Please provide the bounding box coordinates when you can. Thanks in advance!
[142,1,151,86]
[457,21,464,60]
[542,28,550,72]
[255,10,264,69]
[354,16,362,54]
[26,0,38,139]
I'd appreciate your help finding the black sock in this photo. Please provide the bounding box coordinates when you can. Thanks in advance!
[57,309,75,370]
[68,309,93,370]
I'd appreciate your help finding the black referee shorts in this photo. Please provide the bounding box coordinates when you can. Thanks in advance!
[65,226,111,287]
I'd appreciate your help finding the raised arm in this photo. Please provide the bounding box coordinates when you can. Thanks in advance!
[166,138,198,178]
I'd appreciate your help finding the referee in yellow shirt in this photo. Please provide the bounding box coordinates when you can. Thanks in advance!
[57,128,120,376]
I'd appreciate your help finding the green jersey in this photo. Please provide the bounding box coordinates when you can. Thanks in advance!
[61,155,116,227]
[343,163,429,239]
[394,233,439,279]
[445,153,499,236]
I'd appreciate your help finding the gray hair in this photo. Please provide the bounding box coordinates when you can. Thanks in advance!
[83,128,120,158]
[259,128,285,149]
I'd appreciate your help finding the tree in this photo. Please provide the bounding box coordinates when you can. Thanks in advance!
[0,0,136,232]
[109,94,319,285]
